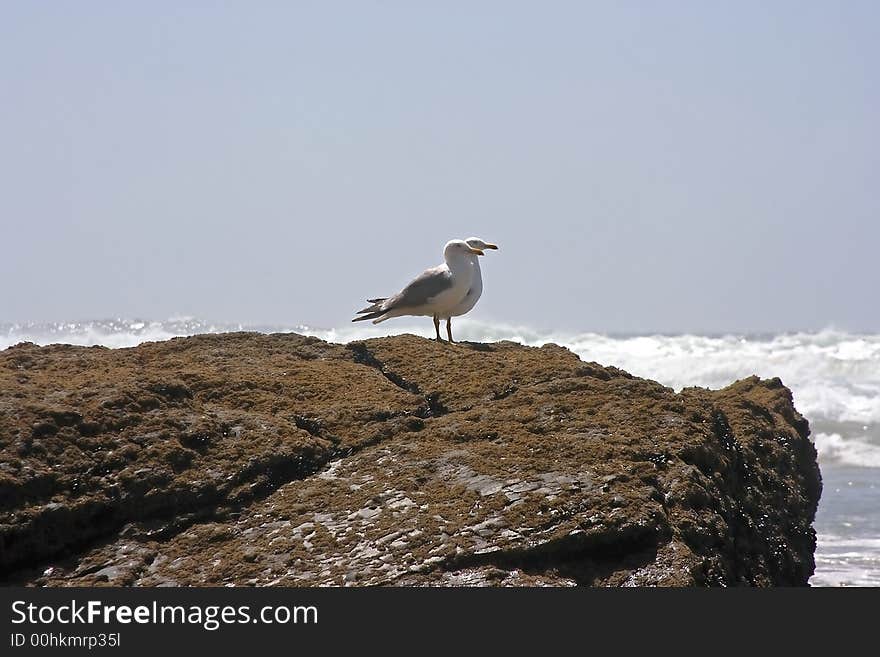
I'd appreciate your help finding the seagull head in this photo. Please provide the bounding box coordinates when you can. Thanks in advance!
[444,239,485,260]
[465,237,499,255]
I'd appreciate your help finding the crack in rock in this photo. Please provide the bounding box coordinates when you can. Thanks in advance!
[347,342,449,418]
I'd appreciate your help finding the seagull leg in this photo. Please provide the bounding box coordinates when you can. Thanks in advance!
[446,317,454,343]
[433,314,442,342]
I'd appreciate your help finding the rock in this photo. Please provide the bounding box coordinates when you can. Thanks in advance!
[0,332,821,586]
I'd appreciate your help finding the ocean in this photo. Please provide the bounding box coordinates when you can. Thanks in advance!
[3,318,878,586]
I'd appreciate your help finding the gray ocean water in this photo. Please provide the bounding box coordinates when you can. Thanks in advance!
[3,318,878,586]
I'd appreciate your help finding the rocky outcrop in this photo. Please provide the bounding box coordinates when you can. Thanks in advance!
[0,332,821,586]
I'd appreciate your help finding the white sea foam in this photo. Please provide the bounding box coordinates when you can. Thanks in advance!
[814,433,880,469]
[811,535,880,587]
[0,318,246,350]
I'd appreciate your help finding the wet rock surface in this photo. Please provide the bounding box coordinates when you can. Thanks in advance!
[0,332,821,586]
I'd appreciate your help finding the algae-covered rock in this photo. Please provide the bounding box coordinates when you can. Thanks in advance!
[0,332,820,586]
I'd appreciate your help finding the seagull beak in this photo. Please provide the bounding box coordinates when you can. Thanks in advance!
[468,247,485,256]
[484,243,499,250]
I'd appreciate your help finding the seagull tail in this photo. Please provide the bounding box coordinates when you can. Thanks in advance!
[355,298,387,315]
[352,309,386,323]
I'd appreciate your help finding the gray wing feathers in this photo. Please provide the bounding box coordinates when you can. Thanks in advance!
[352,267,453,322]
[356,299,384,314]
[385,266,453,311]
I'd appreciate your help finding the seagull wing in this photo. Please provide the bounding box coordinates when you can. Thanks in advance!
[352,265,455,322]
[384,265,453,312]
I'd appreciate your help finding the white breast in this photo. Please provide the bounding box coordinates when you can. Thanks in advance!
[448,258,483,318]
[426,258,474,316]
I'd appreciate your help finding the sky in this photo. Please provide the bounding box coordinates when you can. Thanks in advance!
[1,1,877,334]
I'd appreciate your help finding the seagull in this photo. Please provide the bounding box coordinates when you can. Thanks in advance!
[352,239,484,342]
[440,237,498,341]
